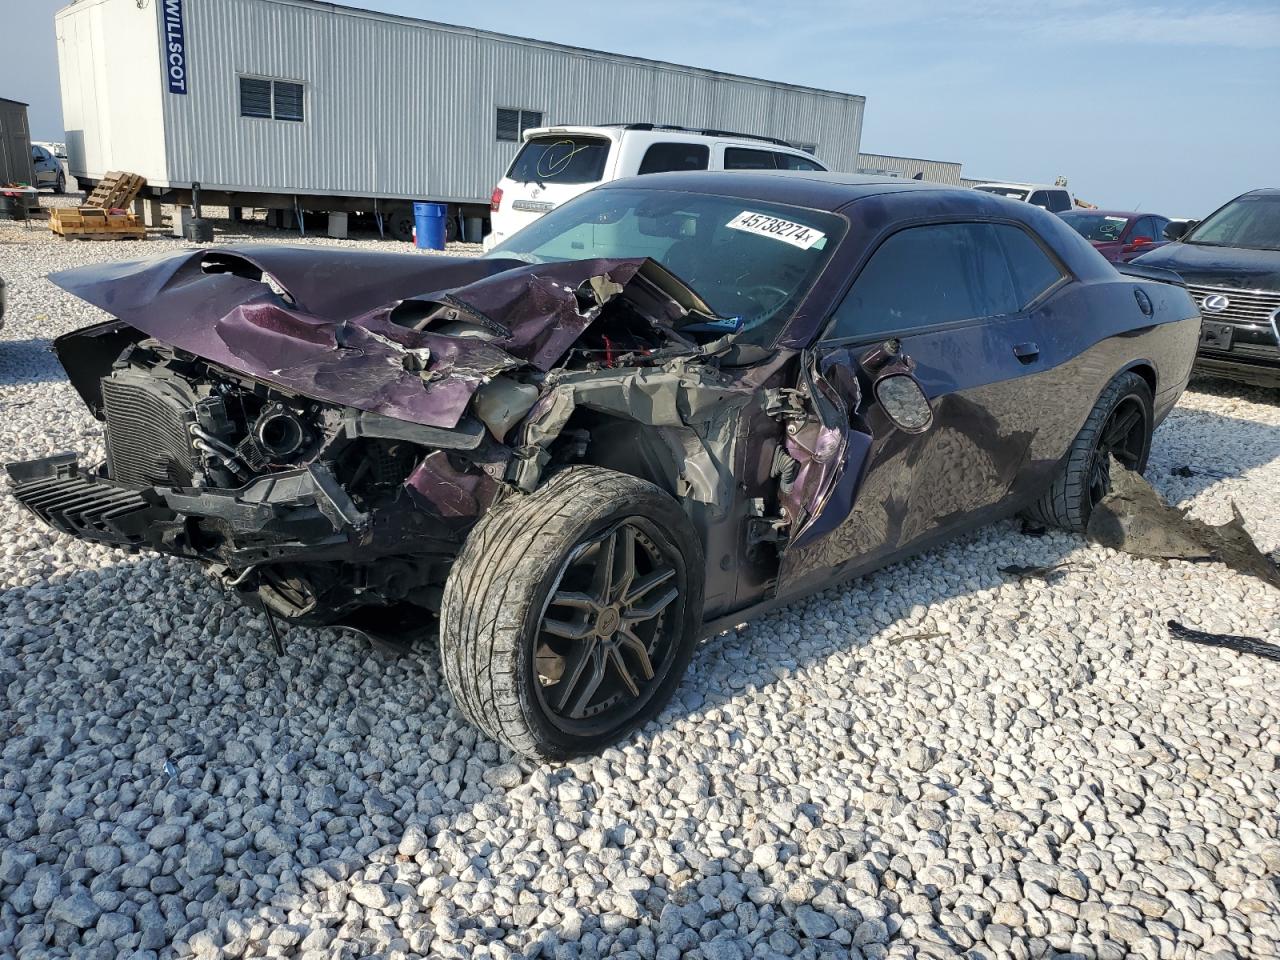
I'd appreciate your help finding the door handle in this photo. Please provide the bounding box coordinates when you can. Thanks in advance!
[1012,342,1040,363]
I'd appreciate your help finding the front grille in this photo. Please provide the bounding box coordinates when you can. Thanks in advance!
[101,371,199,487]
[13,471,152,547]
[1187,282,1280,334]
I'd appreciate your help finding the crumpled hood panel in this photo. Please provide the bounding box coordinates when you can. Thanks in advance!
[50,246,664,429]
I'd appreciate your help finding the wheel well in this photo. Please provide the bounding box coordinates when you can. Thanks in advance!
[562,410,682,498]
[1126,362,1157,397]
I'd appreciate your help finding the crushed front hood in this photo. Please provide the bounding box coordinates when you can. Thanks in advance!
[51,246,707,430]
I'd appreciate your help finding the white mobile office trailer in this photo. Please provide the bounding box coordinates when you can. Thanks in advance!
[855,152,963,186]
[55,0,865,240]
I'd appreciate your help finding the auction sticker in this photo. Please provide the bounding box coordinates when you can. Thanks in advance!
[726,211,826,250]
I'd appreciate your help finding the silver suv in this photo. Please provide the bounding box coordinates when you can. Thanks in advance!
[31,144,66,194]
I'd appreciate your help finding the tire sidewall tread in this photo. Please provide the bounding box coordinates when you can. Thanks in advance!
[441,467,703,761]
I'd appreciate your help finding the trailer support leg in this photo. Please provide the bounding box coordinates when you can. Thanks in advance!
[143,199,164,227]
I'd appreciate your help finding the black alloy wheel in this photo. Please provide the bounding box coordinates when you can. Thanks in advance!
[533,519,681,735]
[1087,395,1149,506]
[440,466,704,760]
[1024,370,1154,533]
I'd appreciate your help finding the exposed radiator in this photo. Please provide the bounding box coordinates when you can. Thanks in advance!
[101,370,199,487]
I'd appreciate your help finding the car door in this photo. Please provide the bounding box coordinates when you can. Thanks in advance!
[1120,217,1159,262]
[777,220,1071,591]
[31,146,56,186]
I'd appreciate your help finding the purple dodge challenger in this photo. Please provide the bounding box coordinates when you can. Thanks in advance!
[9,173,1200,759]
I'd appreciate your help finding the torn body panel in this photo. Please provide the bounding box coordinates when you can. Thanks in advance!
[49,249,714,431]
[24,246,790,638]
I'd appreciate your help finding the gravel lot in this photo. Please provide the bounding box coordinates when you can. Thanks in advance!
[1,200,1278,960]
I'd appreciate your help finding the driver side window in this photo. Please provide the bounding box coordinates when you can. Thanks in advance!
[1128,218,1158,243]
[827,222,1020,340]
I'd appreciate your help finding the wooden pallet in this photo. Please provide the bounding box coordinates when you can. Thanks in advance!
[49,207,145,240]
[83,171,147,211]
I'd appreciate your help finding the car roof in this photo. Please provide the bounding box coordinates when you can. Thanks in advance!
[1062,209,1149,219]
[521,125,814,154]
[975,181,1068,192]
[598,170,958,211]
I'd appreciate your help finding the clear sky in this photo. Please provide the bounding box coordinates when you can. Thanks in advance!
[5,0,1277,217]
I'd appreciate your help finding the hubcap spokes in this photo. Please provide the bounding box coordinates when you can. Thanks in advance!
[537,521,679,724]
[1089,399,1146,505]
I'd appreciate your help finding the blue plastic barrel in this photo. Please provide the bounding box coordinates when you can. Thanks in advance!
[413,202,448,250]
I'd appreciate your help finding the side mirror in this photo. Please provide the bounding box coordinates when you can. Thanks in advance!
[1164,221,1194,241]
[875,374,932,433]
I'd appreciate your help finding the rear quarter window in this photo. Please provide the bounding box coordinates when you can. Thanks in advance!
[1047,191,1072,213]
[994,225,1066,306]
[777,153,825,171]
[508,136,611,185]
[723,147,777,170]
[637,142,710,175]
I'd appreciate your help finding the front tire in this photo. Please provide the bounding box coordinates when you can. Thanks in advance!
[440,467,704,761]
[53,172,65,195]
[1026,370,1154,533]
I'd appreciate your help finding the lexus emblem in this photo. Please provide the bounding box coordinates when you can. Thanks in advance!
[1201,293,1230,314]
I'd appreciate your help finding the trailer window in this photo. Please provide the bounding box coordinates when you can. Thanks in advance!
[496,108,544,142]
[239,76,305,123]
[239,78,272,119]
[273,82,304,122]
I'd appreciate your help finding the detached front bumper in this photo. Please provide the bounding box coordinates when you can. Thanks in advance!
[6,453,366,566]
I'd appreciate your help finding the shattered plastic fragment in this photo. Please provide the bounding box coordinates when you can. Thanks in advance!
[999,561,1076,582]
[1167,620,1280,662]
[1087,460,1280,589]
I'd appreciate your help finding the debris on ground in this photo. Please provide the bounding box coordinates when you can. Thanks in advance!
[999,561,1076,582]
[1168,620,1280,663]
[1087,459,1280,589]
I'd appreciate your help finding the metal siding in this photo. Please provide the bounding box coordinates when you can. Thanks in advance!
[146,0,863,202]
[856,152,963,186]
[0,101,34,185]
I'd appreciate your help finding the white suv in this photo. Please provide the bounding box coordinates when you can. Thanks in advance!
[484,123,827,250]
[972,182,1076,213]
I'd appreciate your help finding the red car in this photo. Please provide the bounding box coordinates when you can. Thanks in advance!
[1059,210,1172,263]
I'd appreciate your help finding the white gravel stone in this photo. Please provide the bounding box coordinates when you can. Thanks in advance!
[1,199,1278,957]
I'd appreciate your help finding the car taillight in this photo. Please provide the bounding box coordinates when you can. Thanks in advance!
[490,187,503,212]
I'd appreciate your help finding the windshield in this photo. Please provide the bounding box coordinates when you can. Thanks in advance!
[484,187,846,345]
[1060,212,1130,242]
[507,136,611,185]
[1185,194,1280,251]
[975,185,1030,201]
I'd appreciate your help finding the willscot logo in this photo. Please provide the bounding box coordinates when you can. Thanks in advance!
[164,0,188,95]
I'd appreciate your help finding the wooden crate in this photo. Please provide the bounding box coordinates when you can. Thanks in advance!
[49,206,145,240]
[83,171,147,211]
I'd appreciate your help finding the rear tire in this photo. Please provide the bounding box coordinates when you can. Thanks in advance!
[1025,370,1154,533]
[53,172,65,195]
[440,467,704,761]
